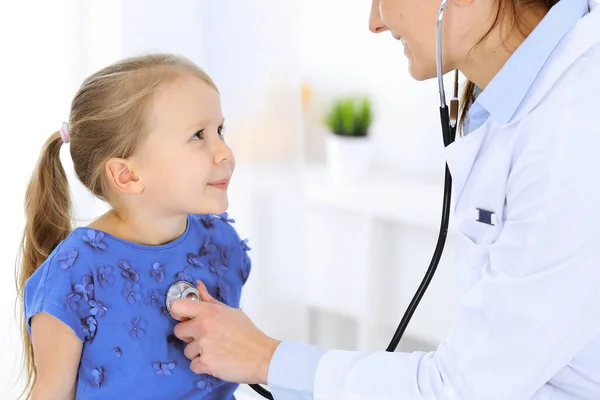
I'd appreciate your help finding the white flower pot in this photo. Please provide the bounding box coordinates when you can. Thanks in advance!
[324,134,371,183]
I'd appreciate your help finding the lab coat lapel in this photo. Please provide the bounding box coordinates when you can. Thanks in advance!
[444,123,490,210]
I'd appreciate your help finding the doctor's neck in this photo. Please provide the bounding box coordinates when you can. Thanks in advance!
[459,3,548,90]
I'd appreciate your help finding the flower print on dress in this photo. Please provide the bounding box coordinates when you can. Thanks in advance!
[153,361,176,376]
[128,317,147,338]
[122,281,142,304]
[57,248,78,270]
[90,367,104,387]
[150,262,164,283]
[82,315,98,343]
[195,375,221,393]
[200,214,215,229]
[75,275,94,301]
[97,266,115,287]
[187,253,204,268]
[118,260,140,282]
[209,259,227,276]
[83,230,107,250]
[145,289,163,308]
[114,347,122,357]
[218,212,235,223]
[89,299,107,318]
[173,266,193,282]
[199,236,217,257]
[65,291,81,311]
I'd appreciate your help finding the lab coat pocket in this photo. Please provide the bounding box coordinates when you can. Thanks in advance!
[454,230,491,290]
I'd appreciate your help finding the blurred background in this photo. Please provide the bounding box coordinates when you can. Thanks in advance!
[0,0,463,398]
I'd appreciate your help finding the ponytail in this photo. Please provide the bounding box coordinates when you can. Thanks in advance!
[15,131,72,399]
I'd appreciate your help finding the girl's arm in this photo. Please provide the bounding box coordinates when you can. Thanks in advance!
[30,313,83,400]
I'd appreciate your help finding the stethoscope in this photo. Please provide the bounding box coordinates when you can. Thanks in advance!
[166,1,458,397]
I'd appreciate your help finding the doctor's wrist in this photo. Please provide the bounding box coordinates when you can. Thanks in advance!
[254,336,281,385]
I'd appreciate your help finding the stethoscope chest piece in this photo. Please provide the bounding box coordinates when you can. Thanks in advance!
[166,280,201,321]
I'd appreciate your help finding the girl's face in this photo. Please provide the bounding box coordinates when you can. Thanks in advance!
[369,0,495,80]
[133,75,235,217]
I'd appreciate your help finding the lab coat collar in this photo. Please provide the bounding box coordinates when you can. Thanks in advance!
[476,0,590,125]
[446,0,599,207]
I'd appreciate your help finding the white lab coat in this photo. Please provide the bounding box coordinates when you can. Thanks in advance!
[313,1,600,399]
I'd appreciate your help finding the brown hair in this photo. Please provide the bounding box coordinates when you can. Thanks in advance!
[459,0,561,132]
[15,53,217,399]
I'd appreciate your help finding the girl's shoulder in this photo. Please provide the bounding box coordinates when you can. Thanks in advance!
[190,213,244,245]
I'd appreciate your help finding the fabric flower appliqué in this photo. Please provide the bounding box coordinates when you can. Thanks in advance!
[90,367,104,387]
[174,266,193,282]
[187,253,204,268]
[89,299,107,318]
[83,230,106,250]
[209,259,227,276]
[65,292,81,311]
[82,315,98,343]
[122,281,142,304]
[57,248,78,270]
[118,260,140,282]
[216,280,230,304]
[218,212,235,223]
[219,245,231,266]
[145,289,163,308]
[98,266,115,287]
[128,317,147,338]
[153,361,176,376]
[200,214,215,229]
[150,262,164,283]
[195,376,221,393]
[75,275,94,301]
[199,236,217,257]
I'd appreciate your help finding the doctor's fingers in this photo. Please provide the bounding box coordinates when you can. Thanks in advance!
[173,304,220,341]
[183,340,215,376]
[170,297,205,321]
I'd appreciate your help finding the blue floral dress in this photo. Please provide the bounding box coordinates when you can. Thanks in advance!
[24,213,251,399]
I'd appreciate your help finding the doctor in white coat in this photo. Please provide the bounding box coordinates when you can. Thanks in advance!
[172,0,600,398]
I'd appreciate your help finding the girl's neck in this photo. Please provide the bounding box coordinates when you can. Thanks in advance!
[89,209,188,246]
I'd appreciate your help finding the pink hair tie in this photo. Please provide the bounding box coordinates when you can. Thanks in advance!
[60,122,70,144]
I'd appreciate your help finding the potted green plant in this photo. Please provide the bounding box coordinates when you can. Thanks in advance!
[323,95,373,181]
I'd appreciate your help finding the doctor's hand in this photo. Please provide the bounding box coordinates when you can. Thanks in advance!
[171,280,281,385]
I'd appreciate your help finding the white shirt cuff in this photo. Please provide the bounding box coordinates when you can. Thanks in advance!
[267,340,327,399]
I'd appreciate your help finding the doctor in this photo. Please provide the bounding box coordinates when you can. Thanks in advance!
[172,0,600,398]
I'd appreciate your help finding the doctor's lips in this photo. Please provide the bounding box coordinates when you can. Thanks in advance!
[392,33,408,47]
[208,178,230,190]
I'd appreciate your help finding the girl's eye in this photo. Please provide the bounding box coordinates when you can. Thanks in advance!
[218,125,225,137]
[193,130,204,140]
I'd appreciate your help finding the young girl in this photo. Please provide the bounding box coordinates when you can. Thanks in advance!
[17,54,252,399]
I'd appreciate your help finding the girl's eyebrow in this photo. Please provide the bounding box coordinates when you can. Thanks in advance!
[188,118,226,131]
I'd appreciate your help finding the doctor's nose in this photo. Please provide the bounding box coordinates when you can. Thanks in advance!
[369,0,388,34]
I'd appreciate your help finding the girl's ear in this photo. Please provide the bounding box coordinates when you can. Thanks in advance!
[105,158,144,195]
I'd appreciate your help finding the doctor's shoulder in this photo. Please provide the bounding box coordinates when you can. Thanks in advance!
[516,44,600,146]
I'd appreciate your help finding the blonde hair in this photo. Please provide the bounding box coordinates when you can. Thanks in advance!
[15,53,217,399]
[459,0,560,132]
